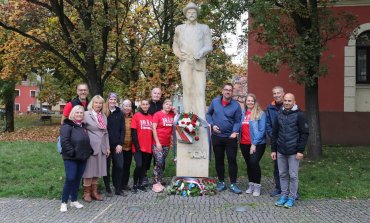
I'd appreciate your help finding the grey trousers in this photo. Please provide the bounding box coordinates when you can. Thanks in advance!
[277,152,300,199]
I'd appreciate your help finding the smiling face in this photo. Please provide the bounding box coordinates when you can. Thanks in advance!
[163,101,172,113]
[246,96,255,111]
[108,97,117,109]
[140,100,150,113]
[186,8,198,22]
[283,93,295,111]
[77,84,89,101]
[272,88,284,104]
[92,100,103,112]
[222,84,233,101]
[122,101,132,115]
[151,88,162,102]
[73,108,84,121]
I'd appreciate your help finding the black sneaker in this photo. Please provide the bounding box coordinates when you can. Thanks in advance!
[115,189,127,196]
[105,189,113,197]
[142,177,149,187]
[138,185,147,192]
[132,185,138,194]
[122,185,131,191]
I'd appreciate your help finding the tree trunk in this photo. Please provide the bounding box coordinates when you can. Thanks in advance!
[3,81,15,132]
[305,81,322,159]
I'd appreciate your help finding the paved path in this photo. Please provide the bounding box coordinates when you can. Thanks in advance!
[1,178,369,223]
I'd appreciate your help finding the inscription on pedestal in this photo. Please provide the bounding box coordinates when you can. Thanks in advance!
[176,127,209,177]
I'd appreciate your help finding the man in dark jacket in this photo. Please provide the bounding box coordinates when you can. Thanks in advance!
[206,83,242,194]
[265,86,284,197]
[271,93,309,208]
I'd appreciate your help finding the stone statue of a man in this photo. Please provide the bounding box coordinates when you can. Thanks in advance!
[173,2,213,119]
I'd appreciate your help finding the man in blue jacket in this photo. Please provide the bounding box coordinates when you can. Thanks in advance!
[271,93,309,208]
[265,86,284,197]
[206,83,242,194]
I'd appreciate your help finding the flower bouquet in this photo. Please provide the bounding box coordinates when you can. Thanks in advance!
[176,112,201,144]
[166,177,217,197]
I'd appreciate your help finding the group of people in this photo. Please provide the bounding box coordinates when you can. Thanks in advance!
[206,84,309,209]
[58,82,309,213]
[59,84,175,212]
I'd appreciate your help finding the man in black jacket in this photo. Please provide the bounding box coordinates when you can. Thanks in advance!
[271,93,309,208]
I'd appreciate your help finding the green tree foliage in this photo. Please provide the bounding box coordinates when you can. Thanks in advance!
[248,0,358,159]
[0,1,248,102]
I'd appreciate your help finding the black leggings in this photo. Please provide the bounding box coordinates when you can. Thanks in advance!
[212,135,238,184]
[240,143,266,184]
[121,150,133,187]
[133,151,152,186]
[103,148,124,191]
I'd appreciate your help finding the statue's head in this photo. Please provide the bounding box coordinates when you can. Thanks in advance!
[183,2,199,16]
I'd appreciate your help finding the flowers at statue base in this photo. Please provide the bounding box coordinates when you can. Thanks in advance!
[166,177,217,197]
[176,112,201,143]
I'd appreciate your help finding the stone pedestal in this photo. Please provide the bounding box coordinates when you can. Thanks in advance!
[176,125,209,177]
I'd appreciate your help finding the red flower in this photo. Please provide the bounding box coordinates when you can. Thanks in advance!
[192,114,197,120]
[195,136,199,141]
[192,121,196,126]
[191,130,195,134]
[184,127,189,132]
[181,121,185,124]
[186,122,191,125]
[184,114,189,118]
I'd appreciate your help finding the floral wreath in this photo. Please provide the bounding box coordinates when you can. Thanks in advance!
[166,177,217,197]
[176,112,201,143]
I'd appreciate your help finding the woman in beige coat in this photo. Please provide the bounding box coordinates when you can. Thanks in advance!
[83,95,110,202]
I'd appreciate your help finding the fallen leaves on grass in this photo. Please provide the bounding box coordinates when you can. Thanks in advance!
[0,126,60,142]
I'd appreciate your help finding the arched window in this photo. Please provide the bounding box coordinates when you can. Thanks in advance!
[356,31,370,84]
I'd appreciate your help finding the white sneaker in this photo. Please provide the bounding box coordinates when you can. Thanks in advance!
[70,201,84,209]
[253,184,261,196]
[60,203,67,212]
[246,182,254,194]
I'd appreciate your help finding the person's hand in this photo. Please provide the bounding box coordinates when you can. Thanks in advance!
[106,148,111,157]
[213,125,221,134]
[115,145,123,154]
[229,132,238,139]
[271,152,276,160]
[156,142,163,151]
[171,106,178,114]
[250,145,256,154]
[296,152,304,160]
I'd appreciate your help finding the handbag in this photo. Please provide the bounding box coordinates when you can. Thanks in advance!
[57,136,62,154]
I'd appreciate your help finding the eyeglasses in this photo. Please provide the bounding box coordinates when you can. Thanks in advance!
[223,88,233,92]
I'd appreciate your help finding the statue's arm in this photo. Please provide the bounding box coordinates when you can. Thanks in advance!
[172,26,182,59]
[195,25,213,60]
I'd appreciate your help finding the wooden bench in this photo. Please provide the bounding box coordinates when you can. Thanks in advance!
[40,115,52,124]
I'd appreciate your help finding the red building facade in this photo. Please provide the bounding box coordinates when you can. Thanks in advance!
[14,83,38,113]
[248,1,370,145]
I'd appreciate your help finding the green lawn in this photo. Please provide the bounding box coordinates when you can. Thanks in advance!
[0,141,369,199]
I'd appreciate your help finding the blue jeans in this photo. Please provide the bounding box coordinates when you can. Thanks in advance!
[277,152,300,199]
[61,159,87,203]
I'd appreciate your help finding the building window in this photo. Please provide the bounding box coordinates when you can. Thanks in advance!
[356,31,370,84]
[14,104,20,111]
[15,89,20,97]
[30,90,36,97]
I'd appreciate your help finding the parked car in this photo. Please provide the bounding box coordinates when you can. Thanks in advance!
[30,107,55,114]
[41,108,55,114]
